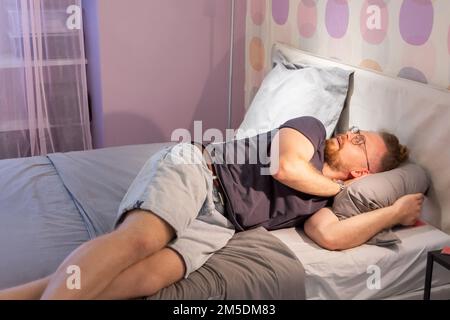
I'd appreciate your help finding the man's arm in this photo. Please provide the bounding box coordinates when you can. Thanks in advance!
[304,193,424,251]
[270,128,341,197]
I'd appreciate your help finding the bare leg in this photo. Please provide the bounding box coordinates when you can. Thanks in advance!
[0,210,176,300]
[0,276,51,300]
[0,248,184,300]
[40,210,174,300]
[97,247,185,300]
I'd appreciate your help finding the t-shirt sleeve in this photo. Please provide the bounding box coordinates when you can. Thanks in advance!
[279,116,326,151]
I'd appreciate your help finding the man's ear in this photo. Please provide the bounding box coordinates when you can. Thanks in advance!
[349,169,370,178]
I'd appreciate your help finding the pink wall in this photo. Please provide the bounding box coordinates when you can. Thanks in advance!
[0,8,8,56]
[84,0,246,148]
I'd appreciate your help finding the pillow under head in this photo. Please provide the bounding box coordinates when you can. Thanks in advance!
[332,163,430,246]
[236,52,353,140]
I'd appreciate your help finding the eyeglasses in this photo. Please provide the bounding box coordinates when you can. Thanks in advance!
[349,126,370,172]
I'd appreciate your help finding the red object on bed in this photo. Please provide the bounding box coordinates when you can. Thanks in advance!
[413,220,427,227]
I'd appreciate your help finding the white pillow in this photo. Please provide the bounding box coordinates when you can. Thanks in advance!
[236,62,353,139]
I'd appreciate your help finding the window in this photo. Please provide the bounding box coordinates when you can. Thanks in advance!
[0,0,91,159]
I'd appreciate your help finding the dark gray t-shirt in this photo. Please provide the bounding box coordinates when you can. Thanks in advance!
[209,116,330,231]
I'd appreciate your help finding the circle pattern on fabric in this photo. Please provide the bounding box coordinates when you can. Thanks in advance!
[360,59,383,72]
[400,0,434,46]
[249,37,265,71]
[251,0,266,26]
[398,67,428,84]
[360,0,389,45]
[326,0,350,39]
[298,0,317,38]
[272,0,290,25]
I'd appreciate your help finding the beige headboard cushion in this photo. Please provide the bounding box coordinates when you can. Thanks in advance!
[273,42,450,234]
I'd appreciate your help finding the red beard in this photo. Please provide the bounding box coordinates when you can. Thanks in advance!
[324,138,345,172]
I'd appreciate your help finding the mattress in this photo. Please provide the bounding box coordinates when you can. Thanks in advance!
[2,142,448,299]
[0,143,306,299]
[0,156,91,288]
[0,143,176,291]
[271,224,450,300]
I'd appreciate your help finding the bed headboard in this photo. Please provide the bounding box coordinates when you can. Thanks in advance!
[273,42,450,234]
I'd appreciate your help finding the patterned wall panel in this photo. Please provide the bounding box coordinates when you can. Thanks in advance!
[245,0,450,108]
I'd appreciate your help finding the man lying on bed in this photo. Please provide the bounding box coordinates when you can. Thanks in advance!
[0,116,423,300]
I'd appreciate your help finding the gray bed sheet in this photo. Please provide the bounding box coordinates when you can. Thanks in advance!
[47,142,176,236]
[0,143,306,299]
[0,156,90,289]
[150,227,305,300]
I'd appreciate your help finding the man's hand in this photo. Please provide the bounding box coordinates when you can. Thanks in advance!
[392,193,424,226]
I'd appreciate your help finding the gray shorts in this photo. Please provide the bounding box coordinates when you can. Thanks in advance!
[114,143,235,277]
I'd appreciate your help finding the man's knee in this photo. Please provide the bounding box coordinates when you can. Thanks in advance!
[122,248,185,299]
[117,210,176,256]
[136,272,166,298]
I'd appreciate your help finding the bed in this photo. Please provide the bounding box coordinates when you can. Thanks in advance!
[1,142,449,300]
[0,143,306,300]
[270,43,450,299]
[1,44,450,300]
[271,225,450,300]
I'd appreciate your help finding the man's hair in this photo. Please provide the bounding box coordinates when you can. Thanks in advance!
[379,131,409,172]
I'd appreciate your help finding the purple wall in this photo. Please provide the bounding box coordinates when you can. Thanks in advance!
[84,0,246,148]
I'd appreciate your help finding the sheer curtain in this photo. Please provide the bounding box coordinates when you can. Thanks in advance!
[0,0,92,160]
